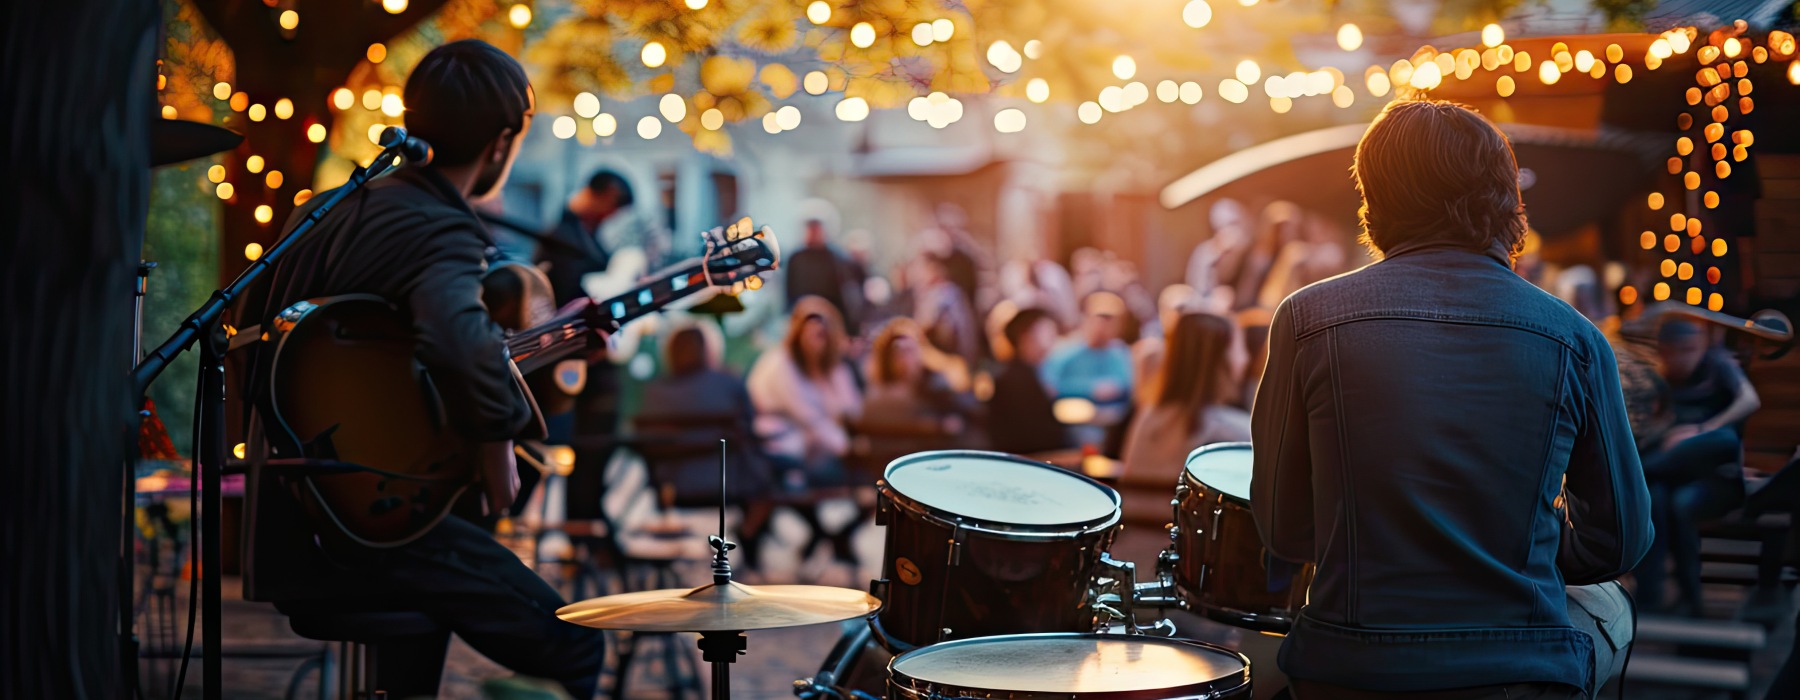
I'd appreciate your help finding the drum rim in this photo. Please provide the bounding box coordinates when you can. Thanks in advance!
[1181,442,1253,501]
[886,632,1252,699]
[881,450,1123,534]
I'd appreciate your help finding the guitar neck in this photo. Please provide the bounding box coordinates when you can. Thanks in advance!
[504,257,717,374]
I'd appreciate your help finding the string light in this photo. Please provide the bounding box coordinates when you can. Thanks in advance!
[835,98,869,122]
[214,82,231,100]
[551,116,576,139]
[574,92,600,118]
[638,116,663,139]
[279,10,298,30]
[1182,0,1212,28]
[246,155,264,173]
[1218,79,1249,103]
[931,19,954,42]
[806,1,830,24]
[1156,80,1179,103]
[293,189,313,205]
[642,41,667,68]
[216,182,235,200]
[266,171,283,189]
[1027,78,1050,103]
[1481,23,1504,48]
[686,0,707,9]
[1337,24,1363,52]
[593,113,617,137]
[1653,282,1670,301]
[1235,60,1260,85]
[1496,75,1515,97]
[660,94,687,122]
[306,123,326,143]
[1538,61,1559,85]
[1713,238,1728,256]
[382,0,407,13]
[1179,81,1203,104]
[994,108,1027,133]
[274,98,293,119]
[254,205,273,224]
[1077,101,1102,124]
[850,22,875,49]
[1113,55,1137,80]
[381,94,403,117]
[245,242,264,260]
[804,71,829,95]
[1708,293,1724,312]
[362,89,382,111]
[912,24,934,46]
[701,108,725,130]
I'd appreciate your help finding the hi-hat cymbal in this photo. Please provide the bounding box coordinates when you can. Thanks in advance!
[557,581,880,633]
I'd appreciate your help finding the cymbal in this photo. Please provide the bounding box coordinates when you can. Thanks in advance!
[150,119,243,167]
[557,581,880,633]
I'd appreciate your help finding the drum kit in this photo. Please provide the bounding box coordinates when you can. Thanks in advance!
[558,442,1295,700]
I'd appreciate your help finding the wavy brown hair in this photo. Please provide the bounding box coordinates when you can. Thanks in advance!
[785,295,847,379]
[1353,99,1527,260]
[1153,313,1238,433]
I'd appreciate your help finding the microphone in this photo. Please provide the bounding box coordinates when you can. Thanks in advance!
[378,126,433,165]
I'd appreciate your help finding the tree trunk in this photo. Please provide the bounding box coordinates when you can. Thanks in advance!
[1,0,157,696]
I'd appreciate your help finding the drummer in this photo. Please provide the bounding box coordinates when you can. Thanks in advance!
[1249,100,1651,699]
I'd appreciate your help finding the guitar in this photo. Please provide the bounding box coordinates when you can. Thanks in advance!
[262,219,778,547]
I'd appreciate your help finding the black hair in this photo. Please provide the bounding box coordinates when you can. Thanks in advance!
[403,40,532,167]
[586,170,634,207]
[1003,307,1053,351]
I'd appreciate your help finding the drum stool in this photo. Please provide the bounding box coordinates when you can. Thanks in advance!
[281,602,444,700]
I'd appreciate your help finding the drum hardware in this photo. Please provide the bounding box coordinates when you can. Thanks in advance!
[1094,555,1177,636]
[1173,443,1315,635]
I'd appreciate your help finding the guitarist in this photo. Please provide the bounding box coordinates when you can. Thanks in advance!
[238,40,603,698]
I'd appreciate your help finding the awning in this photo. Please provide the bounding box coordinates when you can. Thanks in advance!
[1158,122,1661,239]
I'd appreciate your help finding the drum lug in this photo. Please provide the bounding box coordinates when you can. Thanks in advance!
[946,521,966,567]
[875,487,890,527]
[1209,506,1224,541]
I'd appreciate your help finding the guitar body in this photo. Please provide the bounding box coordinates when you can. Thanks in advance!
[262,217,781,547]
[265,295,473,548]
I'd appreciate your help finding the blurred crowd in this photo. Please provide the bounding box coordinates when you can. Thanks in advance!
[528,171,1779,620]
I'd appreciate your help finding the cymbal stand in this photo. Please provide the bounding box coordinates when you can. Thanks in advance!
[699,439,745,700]
[130,132,419,700]
[120,261,155,696]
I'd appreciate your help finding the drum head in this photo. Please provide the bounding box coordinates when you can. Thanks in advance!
[1185,443,1253,501]
[884,451,1118,529]
[890,633,1248,697]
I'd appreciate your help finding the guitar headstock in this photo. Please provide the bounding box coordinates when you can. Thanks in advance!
[701,217,780,293]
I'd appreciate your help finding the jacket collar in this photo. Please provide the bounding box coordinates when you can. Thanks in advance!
[1380,238,1515,269]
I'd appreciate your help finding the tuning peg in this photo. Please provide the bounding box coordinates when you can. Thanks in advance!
[745,274,763,291]
[731,281,747,295]
[754,226,770,239]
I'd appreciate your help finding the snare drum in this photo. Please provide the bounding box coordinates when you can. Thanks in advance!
[874,451,1122,650]
[1172,443,1314,633]
[887,633,1252,700]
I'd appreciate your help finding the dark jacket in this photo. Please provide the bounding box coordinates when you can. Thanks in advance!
[1250,243,1652,693]
[243,166,531,441]
[535,208,611,308]
[987,360,1069,455]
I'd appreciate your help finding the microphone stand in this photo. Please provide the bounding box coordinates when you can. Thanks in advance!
[129,131,421,700]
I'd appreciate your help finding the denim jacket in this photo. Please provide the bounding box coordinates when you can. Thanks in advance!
[1249,242,1653,693]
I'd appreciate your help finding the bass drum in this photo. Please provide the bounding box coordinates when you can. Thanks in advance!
[1172,443,1314,634]
[887,633,1252,700]
[874,451,1122,651]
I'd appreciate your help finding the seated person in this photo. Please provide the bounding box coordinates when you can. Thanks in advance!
[1120,312,1251,482]
[1042,291,1135,411]
[637,323,775,564]
[861,317,979,457]
[746,297,862,561]
[1634,318,1762,615]
[987,307,1072,455]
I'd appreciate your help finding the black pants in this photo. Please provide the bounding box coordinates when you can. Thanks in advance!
[1291,680,1583,699]
[314,516,604,698]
